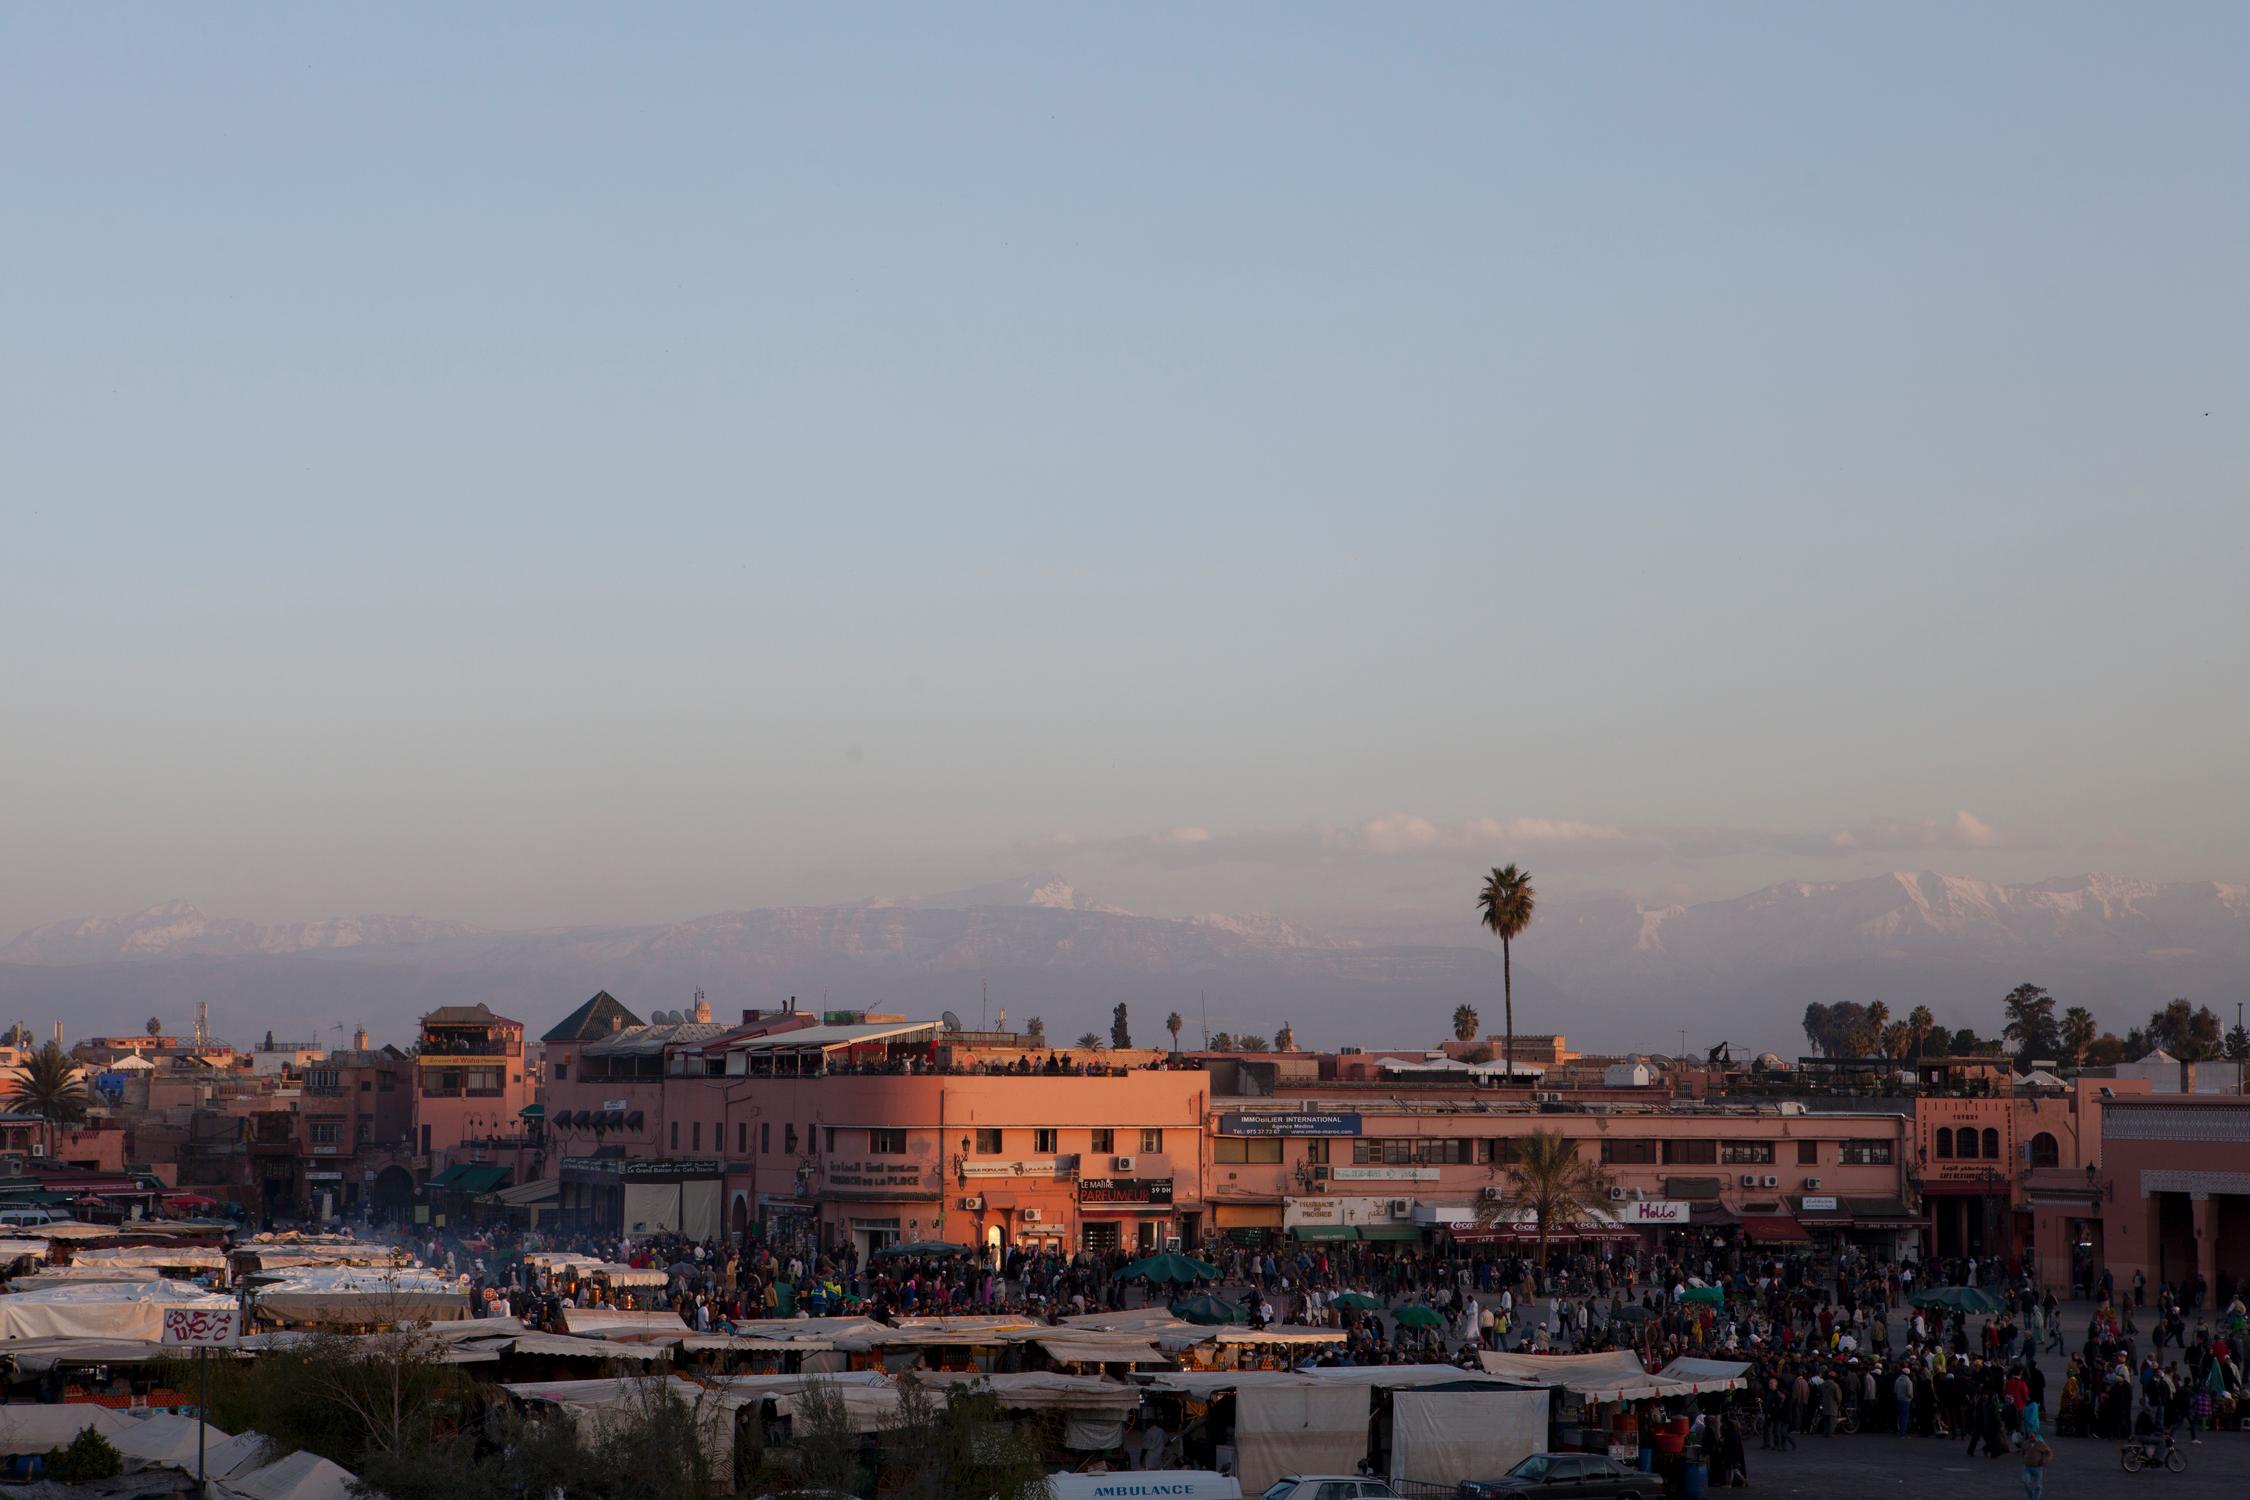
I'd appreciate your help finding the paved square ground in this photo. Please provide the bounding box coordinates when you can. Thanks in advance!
[1722,1430,2247,1498]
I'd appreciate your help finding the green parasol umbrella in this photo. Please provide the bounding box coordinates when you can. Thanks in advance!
[1169,1294,1250,1325]
[1910,1286,2003,1315]
[1679,1286,1726,1307]
[1113,1252,1219,1285]
[1608,1304,1660,1324]
[1392,1305,1446,1330]
[1330,1292,1386,1312]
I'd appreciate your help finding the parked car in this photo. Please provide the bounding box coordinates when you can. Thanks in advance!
[1457,1455,1646,1499]
[1260,1479,1396,1500]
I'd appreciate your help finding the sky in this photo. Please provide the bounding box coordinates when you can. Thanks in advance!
[3,5,2246,937]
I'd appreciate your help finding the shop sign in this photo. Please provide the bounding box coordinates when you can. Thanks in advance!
[1079,1177,1174,1205]
[1800,1196,1838,1212]
[825,1160,927,1191]
[1329,1166,1439,1181]
[1219,1111,1362,1137]
[1620,1200,1688,1224]
[563,1155,721,1180]
[1283,1196,1395,1227]
[961,1158,1068,1179]
[603,1099,630,1111]
[162,1307,239,1346]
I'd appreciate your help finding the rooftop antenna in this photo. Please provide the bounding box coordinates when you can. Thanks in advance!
[980,979,988,1032]
[1200,990,1209,1049]
[194,1001,211,1051]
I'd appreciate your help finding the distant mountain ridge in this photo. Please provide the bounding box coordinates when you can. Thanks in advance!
[3,872,2245,1054]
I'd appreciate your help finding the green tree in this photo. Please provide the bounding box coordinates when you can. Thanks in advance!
[1110,1003,1132,1050]
[46,1426,123,1482]
[1075,1033,1103,1051]
[1165,1011,1183,1052]
[2084,1031,2128,1066]
[1207,1031,1235,1051]
[1865,1001,1892,1046]
[1452,1004,1481,1043]
[1476,1129,1612,1269]
[2060,1006,2097,1069]
[1475,864,1537,1081]
[2000,984,2061,1062]
[1274,1023,1297,1052]
[2225,1020,2250,1064]
[2142,999,2224,1061]
[5,1039,88,1153]
[1236,1033,1270,1052]
[145,1016,164,1037]
[1023,1015,1044,1039]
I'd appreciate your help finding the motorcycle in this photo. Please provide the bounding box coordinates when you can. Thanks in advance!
[2121,1432,2187,1473]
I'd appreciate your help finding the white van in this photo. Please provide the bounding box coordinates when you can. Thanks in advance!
[0,1207,58,1228]
[1045,1474,1242,1500]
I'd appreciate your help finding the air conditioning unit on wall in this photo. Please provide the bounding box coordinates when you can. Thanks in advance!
[1112,1155,1135,1172]
[1484,1186,1507,1201]
[1607,1186,1627,1200]
[958,1196,984,1211]
[1761,1175,1779,1188]
[1020,1207,1042,1223]
[1740,1174,1758,1187]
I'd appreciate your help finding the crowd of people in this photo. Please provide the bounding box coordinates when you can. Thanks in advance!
[382,1211,2249,1489]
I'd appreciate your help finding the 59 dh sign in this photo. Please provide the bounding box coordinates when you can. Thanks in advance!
[161,1307,240,1347]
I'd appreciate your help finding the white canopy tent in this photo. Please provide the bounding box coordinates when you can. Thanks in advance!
[221,1448,361,1500]
[0,1277,236,1341]
[110,1412,233,1468]
[0,1404,137,1453]
[1390,1389,1550,1485]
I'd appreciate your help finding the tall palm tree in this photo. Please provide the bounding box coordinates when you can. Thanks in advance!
[1451,1005,1481,1043]
[1477,1129,1611,1268]
[6,1040,88,1154]
[1476,865,1537,1082]
[2060,1006,2097,1069]
[1865,1001,1891,1043]
[1906,1005,1935,1059]
[1165,1012,1184,1053]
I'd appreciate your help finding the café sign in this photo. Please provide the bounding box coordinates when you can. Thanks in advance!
[1619,1200,1688,1224]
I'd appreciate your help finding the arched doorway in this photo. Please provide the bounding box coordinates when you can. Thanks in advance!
[370,1165,415,1225]
[731,1192,751,1241]
[2028,1132,2059,1168]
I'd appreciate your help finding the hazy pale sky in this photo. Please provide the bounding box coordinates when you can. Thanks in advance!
[3,5,2245,936]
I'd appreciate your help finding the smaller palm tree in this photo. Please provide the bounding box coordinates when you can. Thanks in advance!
[1478,1129,1612,1268]
[145,1017,164,1038]
[1075,1032,1104,1051]
[2060,1006,2097,1069]
[1275,1023,1296,1052]
[1451,1004,1480,1043]
[1166,1012,1184,1053]
[6,1040,89,1154]
[1907,1005,1935,1058]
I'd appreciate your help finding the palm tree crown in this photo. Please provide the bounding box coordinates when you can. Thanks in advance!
[1451,1005,1480,1043]
[7,1041,89,1144]
[1165,1012,1184,1052]
[1477,1129,1611,1267]
[1475,865,1537,1082]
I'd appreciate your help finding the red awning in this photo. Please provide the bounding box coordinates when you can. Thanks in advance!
[1739,1215,1811,1243]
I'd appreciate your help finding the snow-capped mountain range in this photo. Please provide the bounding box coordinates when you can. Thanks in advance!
[3,872,2244,1054]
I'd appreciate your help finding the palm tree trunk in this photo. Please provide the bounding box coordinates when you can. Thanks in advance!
[1503,937,1515,1086]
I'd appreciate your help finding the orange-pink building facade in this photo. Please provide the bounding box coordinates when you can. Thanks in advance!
[411,1005,534,1157]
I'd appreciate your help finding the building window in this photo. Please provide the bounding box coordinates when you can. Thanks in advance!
[1841,1139,1893,1165]
[309,1120,343,1146]
[1935,1128,1955,1159]
[869,1129,908,1155]
[1797,1140,1819,1166]
[784,1125,798,1154]
[552,1062,568,1082]
[1140,1128,1164,1153]
[1720,1141,1776,1165]
[356,1120,371,1143]
[738,1122,747,1155]
[1304,1138,1330,1164]
[761,1123,771,1152]
[671,1122,679,1150]
[359,1080,371,1092]
[1090,1128,1115,1153]
[1981,1128,2000,1159]
[1033,1128,1058,1154]
[1215,1137,1282,1164]
[825,1128,836,1152]
[2028,1131,2059,1168]
[1661,1139,1718,1165]
[974,1128,1003,1155]
[693,1121,703,1151]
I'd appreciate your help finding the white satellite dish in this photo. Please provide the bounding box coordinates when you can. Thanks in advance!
[941,1010,964,1032]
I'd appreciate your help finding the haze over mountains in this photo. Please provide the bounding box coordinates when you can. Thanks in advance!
[2,872,2245,1056]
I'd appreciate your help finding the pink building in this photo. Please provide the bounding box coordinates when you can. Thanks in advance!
[1206,1090,1915,1255]
[411,1005,533,1158]
[2089,1096,2250,1299]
